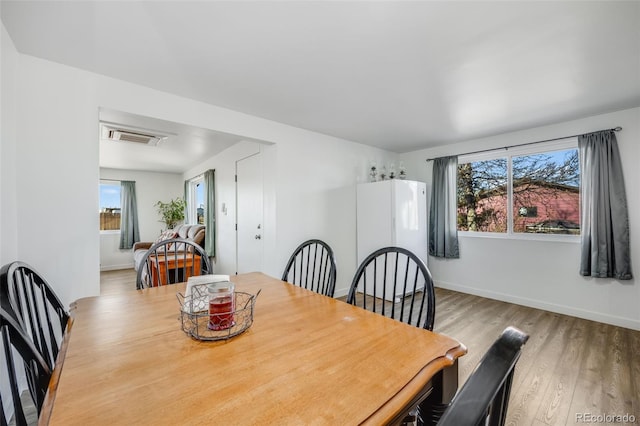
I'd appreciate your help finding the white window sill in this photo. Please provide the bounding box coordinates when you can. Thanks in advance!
[100,230,121,235]
[458,231,580,244]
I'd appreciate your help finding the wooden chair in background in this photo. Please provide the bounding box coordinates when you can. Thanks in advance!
[136,238,212,289]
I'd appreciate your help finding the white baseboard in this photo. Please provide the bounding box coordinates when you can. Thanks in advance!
[435,280,640,331]
[334,287,349,298]
[100,263,134,272]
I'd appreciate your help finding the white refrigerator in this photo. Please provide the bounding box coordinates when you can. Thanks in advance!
[356,179,428,301]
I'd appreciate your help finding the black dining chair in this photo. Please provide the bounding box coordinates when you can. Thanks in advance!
[0,261,71,371]
[347,246,435,330]
[434,326,529,426]
[281,239,337,297]
[1,306,52,426]
[136,238,212,289]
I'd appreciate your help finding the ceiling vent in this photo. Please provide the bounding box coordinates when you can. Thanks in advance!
[100,122,168,146]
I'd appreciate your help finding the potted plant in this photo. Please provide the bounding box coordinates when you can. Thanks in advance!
[155,198,186,229]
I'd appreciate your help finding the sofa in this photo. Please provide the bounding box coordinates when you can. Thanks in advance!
[133,224,206,272]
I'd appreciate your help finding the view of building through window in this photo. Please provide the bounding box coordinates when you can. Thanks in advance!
[457,147,580,235]
[99,182,121,231]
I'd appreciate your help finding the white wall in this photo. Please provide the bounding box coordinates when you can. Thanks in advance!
[99,168,184,271]
[14,54,99,306]
[183,136,397,296]
[271,136,397,296]
[0,18,20,423]
[400,107,640,330]
[183,140,263,275]
[16,22,635,329]
[5,41,395,308]
[1,21,18,264]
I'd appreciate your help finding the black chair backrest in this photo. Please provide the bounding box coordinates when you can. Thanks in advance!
[347,246,435,330]
[136,238,213,289]
[1,307,52,426]
[281,239,337,297]
[0,261,70,370]
[437,326,529,426]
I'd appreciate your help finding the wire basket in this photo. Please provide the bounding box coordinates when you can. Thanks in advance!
[177,284,260,341]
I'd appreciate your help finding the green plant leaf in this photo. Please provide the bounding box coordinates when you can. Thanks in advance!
[155,197,186,229]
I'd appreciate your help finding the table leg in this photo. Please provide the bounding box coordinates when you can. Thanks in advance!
[418,360,458,425]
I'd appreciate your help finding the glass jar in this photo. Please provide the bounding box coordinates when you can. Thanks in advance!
[207,281,235,330]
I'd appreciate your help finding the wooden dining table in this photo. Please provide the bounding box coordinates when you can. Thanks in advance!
[42,272,466,425]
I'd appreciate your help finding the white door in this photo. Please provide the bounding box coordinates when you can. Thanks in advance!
[236,153,263,274]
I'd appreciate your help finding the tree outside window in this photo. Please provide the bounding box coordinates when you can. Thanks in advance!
[457,145,580,236]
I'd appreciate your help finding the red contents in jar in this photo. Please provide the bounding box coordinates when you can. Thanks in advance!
[208,296,235,330]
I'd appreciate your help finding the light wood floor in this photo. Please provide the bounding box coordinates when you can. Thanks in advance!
[100,269,640,425]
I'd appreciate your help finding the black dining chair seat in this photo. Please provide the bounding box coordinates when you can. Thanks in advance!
[0,261,70,371]
[136,238,212,289]
[281,239,337,297]
[347,246,435,330]
[1,306,52,426]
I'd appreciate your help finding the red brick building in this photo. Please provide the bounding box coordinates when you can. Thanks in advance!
[460,181,580,234]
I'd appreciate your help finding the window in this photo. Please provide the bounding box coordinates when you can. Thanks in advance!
[186,177,205,225]
[195,181,205,225]
[457,140,580,236]
[99,181,121,231]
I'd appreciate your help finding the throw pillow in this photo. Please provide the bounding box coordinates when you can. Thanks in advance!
[154,229,178,251]
[155,230,177,248]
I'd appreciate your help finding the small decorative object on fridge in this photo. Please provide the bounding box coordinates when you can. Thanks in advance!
[399,161,407,180]
[380,166,387,181]
[369,161,378,182]
[177,283,260,341]
[389,163,396,179]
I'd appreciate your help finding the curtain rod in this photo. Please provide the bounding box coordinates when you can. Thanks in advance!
[187,173,204,182]
[187,168,216,182]
[425,126,622,162]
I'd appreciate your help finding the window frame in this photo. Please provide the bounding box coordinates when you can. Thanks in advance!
[186,176,205,225]
[457,138,580,243]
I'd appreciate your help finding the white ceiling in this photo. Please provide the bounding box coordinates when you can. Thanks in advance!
[98,108,253,173]
[2,1,639,164]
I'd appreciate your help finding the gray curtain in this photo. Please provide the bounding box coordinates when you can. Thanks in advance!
[204,169,216,257]
[429,156,460,258]
[578,130,632,279]
[184,180,191,223]
[119,181,140,249]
